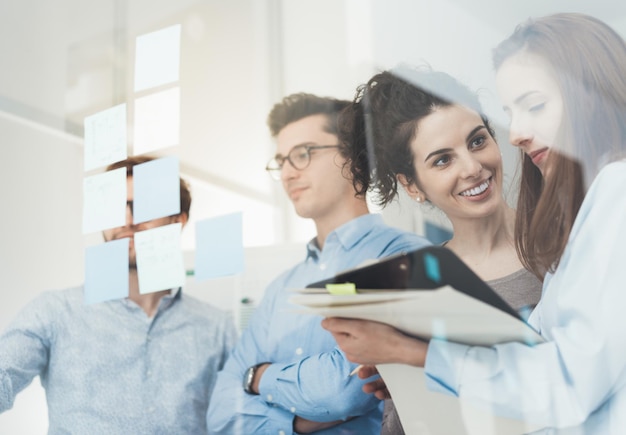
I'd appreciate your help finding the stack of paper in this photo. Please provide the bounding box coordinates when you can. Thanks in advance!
[290,287,543,434]
[290,245,546,434]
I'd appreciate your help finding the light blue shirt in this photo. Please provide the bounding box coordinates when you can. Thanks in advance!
[207,214,430,434]
[425,161,626,433]
[0,287,237,434]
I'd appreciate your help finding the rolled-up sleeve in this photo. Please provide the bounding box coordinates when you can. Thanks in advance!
[259,348,379,421]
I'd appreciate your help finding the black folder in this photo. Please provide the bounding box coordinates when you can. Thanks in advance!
[306,245,521,320]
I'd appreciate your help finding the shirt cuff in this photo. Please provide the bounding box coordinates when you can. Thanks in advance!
[258,362,284,397]
[258,364,306,435]
[424,339,471,396]
[259,362,331,418]
[264,403,298,435]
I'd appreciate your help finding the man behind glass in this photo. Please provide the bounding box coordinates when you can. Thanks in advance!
[0,156,237,434]
[207,93,430,434]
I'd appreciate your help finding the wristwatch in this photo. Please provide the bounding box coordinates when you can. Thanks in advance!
[243,362,269,395]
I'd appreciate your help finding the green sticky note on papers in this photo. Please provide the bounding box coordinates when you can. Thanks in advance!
[326,282,357,295]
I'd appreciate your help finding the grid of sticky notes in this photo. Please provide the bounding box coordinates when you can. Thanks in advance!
[134,24,181,154]
[83,24,184,304]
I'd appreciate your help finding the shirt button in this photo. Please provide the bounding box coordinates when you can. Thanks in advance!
[267,394,273,402]
[146,370,152,377]
[279,431,285,435]
[295,347,303,355]
[148,407,155,413]
[319,263,327,270]
[290,407,296,413]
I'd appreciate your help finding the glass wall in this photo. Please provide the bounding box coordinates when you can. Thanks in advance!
[0,0,624,432]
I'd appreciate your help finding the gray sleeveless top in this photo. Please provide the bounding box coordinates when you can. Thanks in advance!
[381,267,542,434]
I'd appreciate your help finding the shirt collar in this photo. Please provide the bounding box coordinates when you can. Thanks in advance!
[305,214,382,260]
[117,287,182,311]
[159,287,182,309]
[165,286,182,299]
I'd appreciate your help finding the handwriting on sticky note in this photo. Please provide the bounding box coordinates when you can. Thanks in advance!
[326,283,357,295]
[82,168,127,234]
[84,103,128,171]
[134,222,185,294]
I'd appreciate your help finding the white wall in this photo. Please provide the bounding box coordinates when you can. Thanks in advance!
[0,118,79,434]
[0,120,85,329]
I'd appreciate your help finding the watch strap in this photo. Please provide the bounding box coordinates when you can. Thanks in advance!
[243,362,270,395]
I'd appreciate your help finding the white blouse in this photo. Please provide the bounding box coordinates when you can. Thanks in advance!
[425,160,626,434]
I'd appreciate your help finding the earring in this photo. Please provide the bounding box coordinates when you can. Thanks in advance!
[414,196,422,203]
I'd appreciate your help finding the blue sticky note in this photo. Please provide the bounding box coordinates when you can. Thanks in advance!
[195,212,245,281]
[84,238,129,304]
[134,24,181,92]
[82,168,127,234]
[83,103,128,171]
[424,252,441,283]
[133,156,180,224]
[135,223,185,294]
[133,87,180,154]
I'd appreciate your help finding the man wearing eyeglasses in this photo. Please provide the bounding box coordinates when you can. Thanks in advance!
[208,93,430,434]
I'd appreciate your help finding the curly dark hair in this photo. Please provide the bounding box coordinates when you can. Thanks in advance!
[339,66,494,206]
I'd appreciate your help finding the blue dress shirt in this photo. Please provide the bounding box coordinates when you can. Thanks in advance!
[207,213,430,435]
[0,287,237,434]
[424,161,626,433]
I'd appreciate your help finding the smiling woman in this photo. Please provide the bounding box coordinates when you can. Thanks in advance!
[339,66,542,434]
[325,12,626,435]
[404,104,503,220]
[341,66,541,299]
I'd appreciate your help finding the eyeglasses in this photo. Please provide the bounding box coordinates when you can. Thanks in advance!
[265,143,340,180]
